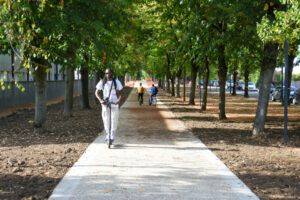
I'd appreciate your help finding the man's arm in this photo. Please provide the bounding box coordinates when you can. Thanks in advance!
[95,89,105,104]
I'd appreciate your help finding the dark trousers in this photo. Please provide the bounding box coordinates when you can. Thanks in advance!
[149,94,156,105]
[138,93,144,104]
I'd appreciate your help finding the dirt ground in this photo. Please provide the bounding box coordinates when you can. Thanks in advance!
[0,86,132,200]
[159,89,300,200]
[1,84,299,200]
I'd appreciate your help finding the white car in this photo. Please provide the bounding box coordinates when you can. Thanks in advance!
[241,82,257,91]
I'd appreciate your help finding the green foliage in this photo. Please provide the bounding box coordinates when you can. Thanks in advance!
[0,0,135,76]
[0,0,298,85]
[293,74,300,81]
[0,1,62,67]
[258,0,300,44]
[15,81,25,92]
[0,80,25,92]
[0,80,5,91]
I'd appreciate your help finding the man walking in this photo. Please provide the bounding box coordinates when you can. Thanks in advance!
[149,84,158,105]
[137,82,145,105]
[95,68,123,144]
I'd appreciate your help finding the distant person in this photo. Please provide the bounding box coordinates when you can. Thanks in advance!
[149,84,158,105]
[137,82,145,105]
[95,68,123,145]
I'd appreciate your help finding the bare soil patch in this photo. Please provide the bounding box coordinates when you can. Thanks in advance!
[160,89,300,200]
[0,86,132,200]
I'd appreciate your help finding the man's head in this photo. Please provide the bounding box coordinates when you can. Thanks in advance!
[152,84,154,87]
[140,83,142,86]
[105,68,113,80]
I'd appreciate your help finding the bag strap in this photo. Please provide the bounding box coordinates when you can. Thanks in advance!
[113,78,117,90]
[107,79,114,101]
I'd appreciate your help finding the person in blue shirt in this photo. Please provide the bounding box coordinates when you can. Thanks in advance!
[149,84,158,105]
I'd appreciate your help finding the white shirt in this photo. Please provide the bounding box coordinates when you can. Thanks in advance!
[96,79,123,103]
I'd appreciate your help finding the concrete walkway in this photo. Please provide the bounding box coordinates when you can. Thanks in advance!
[49,82,259,200]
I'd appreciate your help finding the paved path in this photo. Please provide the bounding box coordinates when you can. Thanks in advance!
[49,82,259,200]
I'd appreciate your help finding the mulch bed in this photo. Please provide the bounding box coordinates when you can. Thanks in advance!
[0,86,132,200]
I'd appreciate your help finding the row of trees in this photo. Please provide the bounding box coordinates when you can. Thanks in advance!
[0,0,299,137]
[0,0,140,128]
[137,0,300,136]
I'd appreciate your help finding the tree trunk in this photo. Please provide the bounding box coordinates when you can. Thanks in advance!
[287,54,295,89]
[253,42,279,136]
[119,75,125,86]
[11,49,15,80]
[64,67,74,116]
[171,77,175,96]
[287,49,296,104]
[166,77,171,93]
[80,64,90,109]
[176,77,180,97]
[55,64,58,80]
[183,66,186,102]
[199,72,202,108]
[27,68,30,81]
[34,62,48,128]
[217,45,227,119]
[189,58,198,105]
[166,54,172,94]
[201,57,209,111]
[244,67,249,98]
[158,79,162,88]
[161,78,165,90]
[232,70,237,96]
[176,67,182,97]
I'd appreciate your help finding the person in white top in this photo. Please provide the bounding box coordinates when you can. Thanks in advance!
[95,68,123,144]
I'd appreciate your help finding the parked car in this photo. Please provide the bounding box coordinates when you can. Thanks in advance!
[198,80,204,86]
[238,81,244,90]
[209,80,219,87]
[294,88,300,104]
[270,83,276,94]
[271,86,299,104]
[197,80,204,88]
[226,81,243,90]
[241,82,257,91]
